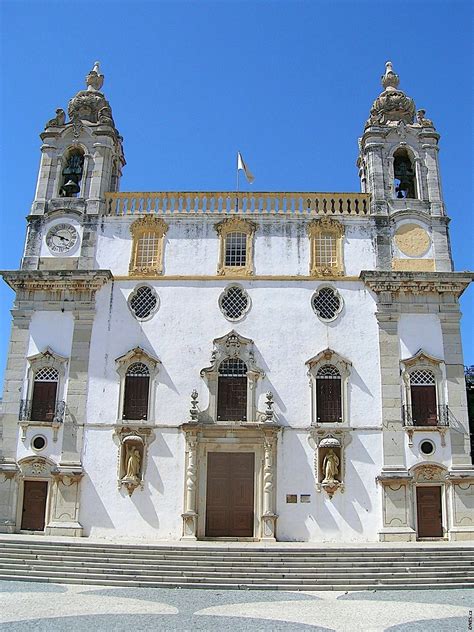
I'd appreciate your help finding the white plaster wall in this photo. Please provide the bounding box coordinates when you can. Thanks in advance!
[27,311,74,359]
[16,425,63,464]
[80,427,184,539]
[95,217,376,277]
[398,314,444,360]
[86,280,381,429]
[276,429,382,541]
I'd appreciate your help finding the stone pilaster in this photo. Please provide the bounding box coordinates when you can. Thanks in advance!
[0,310,31,531]
[439,310,472,469]
[432,218,453,272]
[376,312,405,472]
[181,432,198,540]
[60,310,95,467]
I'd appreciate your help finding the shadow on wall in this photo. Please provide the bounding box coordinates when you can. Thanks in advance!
[79,473,115,535]
[277,431,312,541]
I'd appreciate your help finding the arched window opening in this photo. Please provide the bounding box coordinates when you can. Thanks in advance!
[59,148,84,197]
[316,365,342,423]
[410,369,437,426]
[225,232,247,268]
[217,358,247,421]
[393,149,416,199]
[123,363,150,420]
[31,367,59,421]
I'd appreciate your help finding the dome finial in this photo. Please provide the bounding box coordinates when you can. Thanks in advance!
[86,61,104,92]
[381,60,400,91]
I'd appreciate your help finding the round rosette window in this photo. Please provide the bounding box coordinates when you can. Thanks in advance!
[311,286,343,322]
[219,285,250,321]
[128,285,159,320]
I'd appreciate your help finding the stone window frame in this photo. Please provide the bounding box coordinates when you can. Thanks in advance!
[127,284,160,321]
[400,349,446,443]
[215,217,257,277]
[21,348,68,440]
[200,330,265,423]
[306,348,352,427]
[311,285,343,323]
[115,347,160,424]
[307,217,345,277]
[129,216,169,277]
[218,283,251,322]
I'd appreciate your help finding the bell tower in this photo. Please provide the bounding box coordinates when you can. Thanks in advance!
[357,62,452,272]
[23,62,125,270]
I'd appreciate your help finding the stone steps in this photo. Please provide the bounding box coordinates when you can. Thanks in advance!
[1,537,473,591]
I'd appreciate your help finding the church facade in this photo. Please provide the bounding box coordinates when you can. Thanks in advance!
[0,62,472,542]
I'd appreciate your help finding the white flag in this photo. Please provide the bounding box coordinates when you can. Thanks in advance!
[237,152,255,184]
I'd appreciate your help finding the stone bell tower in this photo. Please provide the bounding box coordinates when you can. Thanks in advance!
[357,62,452,272]
[23,62,125,270]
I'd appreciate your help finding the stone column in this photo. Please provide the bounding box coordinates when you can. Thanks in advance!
[0,310,31,532]
[261,436,277,541]
[181,435,198,540]
[432,218,453,272]
[440,310,472,469]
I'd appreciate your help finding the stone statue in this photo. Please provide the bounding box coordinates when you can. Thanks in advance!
[45,108,66,128]
[125,446,141,480]
[416,109,434,127]
[323,449,339,483]
[98,106,114,126]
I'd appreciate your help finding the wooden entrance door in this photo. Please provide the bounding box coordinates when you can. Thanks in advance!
[416,486,443,537]
[206,452,254,537]
[21,481,48,531]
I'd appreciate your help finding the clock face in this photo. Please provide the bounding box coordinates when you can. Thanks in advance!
[46,223,79,254]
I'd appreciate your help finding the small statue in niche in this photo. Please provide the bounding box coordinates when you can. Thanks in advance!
[323,449,339,483]
[98,105,114,127]
[125,445,141,481]
[45,108,66,128]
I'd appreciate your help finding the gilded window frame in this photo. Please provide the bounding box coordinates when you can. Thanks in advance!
[307,218,345,277]
[129,216,169,277]
[215,217,257,277]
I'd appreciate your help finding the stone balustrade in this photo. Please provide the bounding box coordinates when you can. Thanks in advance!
[105,191,370,216]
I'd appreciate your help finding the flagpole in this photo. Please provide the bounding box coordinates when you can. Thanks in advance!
[236,152,240,211]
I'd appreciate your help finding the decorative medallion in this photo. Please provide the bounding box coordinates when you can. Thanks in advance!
[394,224,431,257]
[46,223,79,254]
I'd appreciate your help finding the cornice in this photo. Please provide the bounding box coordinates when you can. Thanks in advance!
[0,269,113,293]
[360,271,473,297]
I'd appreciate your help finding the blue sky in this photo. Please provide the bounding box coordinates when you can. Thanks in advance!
[0,0,473,392]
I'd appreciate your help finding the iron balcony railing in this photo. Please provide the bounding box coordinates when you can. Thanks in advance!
[19,399,66,424]
[402,404,450,428]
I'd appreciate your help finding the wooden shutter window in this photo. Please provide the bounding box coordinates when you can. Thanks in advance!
[217,358,247,421]
[316,365,342,423]
[123,363,150,420]
[31,367,59,422]
[410,370,437,426]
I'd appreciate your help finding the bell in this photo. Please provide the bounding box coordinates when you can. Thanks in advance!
[61,179,80,197]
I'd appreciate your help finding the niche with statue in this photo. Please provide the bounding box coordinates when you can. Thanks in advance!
[314,435,345,498]
[116,427,154,496]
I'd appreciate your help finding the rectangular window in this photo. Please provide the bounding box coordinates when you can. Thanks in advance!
[225,232,247,267]
[217,376,247,421]
[136,232,159,269]
[411,385,437,426]
[314,233,337,267]
[31,381,57,422]
[316,377,342,422]
[123,375,149,420]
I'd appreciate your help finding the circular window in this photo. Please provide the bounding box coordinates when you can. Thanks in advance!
[31,435,47,451]
[420,440,435,456]
[311,286,343,322]
[129,286,158,320]
[219,285,250,321]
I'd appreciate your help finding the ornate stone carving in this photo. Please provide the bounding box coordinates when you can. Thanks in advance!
[309,430,350,499]
[412,464,447,483]
[306,218,344,277]
[416,109,434,127]
[215,217,257,276]
[360,271,472,298]
[182,434,198,539]
[115,427,155,496]
[45,108,66,129]
[366,61,416,127]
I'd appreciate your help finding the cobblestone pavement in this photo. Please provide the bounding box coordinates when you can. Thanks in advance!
[0,581,472,631]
